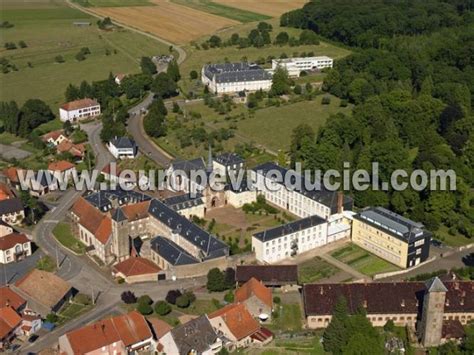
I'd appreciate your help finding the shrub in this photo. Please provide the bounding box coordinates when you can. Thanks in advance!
[18,40,27,48]
[190,70,198,80]
[384,319,395,332]
[121,291,137,304]
[273,296,281,304]
[154,301,172,315]
[340,99,348,107]
[46,313,59,324]
[136,302,153,315]
[137,295,153,305]
[166,289,182,305]
[184,291,196,304]
[176,294,191,308]
[224,291,234,303]
[55,55,65,63]
[322,96,331,105]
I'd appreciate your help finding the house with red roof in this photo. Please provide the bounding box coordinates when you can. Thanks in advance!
[235,277,273,321]
[0,232,32,264]
[112,256,162,283]
[59,98,101,123]
[0,286,26,312]
[0,306,22,350]
[41,129,68,146]
[58,311,154,354]
[48,160,76,184]
[208,303,273,350]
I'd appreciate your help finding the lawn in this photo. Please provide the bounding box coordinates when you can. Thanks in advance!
[435,225,473,247]
[56,294,93,325]
[53,222,86,254]
[269,303,303,333]
[298,257,340,284]
[171,0,271,23]
[331,244,400,277]
[0,0,170,111]
[36,255,57,272]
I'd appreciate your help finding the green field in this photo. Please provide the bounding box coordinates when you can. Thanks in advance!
[81,0,154,6]
[0,0,169,111]
[331,244,400,276]
[53,222,86,254]
[172,0,271,23]
[269,303,303,333]
[298,257,340,284]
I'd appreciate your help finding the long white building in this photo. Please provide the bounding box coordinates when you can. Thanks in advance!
[272,56,333,77]
[250,162,353,263]
[59,98,101,123]
[202,62,272,94]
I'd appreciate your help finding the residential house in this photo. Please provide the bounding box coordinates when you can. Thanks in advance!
[0,232,32,264]
[0,286,26,312]
[352,206,431,268]
[0,306,22,350]
[159,315,223,354]
[202,63,272,94]
[56,140,86,160]
[302,278,474,347]
[58,311,154,354]
[20,310,42,337]
[208,303,271,350]
[0,183,15,201]
[41,130,68,146]
[235,277,273,320]
[59,98,101,123]
[48,160,76,185]
[114,73,127,85]
[112,256,162,283]
[12,269,74,316]
[235,265,298,287]
[107,136,138,159]
[0,197,24,225]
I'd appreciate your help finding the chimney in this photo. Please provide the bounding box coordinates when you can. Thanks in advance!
[320,286,324,295]
[337,191,343,214]
[460,298,464,306]
[363,300,367,308]
[454,282,460,290]
[401,299,405,308]
[445,298,450,306]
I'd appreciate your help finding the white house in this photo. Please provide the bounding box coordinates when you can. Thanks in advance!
[41,130,68,146]
[107,137,138,159]
[59,98,101,123]
[0,232,32,264]
[202,62,272,94]
[252,215,328,263]
[272,56,333,77]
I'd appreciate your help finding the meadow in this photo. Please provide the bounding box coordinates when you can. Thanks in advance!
[0,0,170,110]
[214,0,308,17]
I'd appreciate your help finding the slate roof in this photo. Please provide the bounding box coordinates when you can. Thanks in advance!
[203,62,272,84]
[252,162,353,213]
[148,199,228,259]
[235,265,298,285]
[302,280,474,316]
[253,215,326,242]
[170,157,206,174]
[214,152,244,167]
[355,206,429,242]
[0,197,23,216]
[109,137,137,150]
[162,193,204,212]
[169,315,218,354]
[426,277,448,293]
[150,236,198,266]
[84,189,151,212]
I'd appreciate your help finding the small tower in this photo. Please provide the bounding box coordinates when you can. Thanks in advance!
[111,208,130,262]
[419,277,448,347]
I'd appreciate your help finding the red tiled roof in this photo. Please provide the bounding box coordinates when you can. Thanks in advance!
[48,160,75,172]
[303,281,474,316]
[56,140,85,157]
[0,232,29,251]
[250,327,273,342]
[64,311,152,354]
[0,286,26,311]
[442,320,466,340]
[42,130,65,142]
[0,183,14,201]
[209,303,260,341]
[113,257,161,277]
[0,306,22,340]
[235,277,272,309]
[61,98,99,111]
[71,197,111,245]
[147,318,172,339]
[3,167,21,183]
[101,163,122,177]
[120,201,151,221]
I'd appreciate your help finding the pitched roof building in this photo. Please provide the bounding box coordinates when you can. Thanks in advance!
[235,265,298,286]
[58,311,153,354]
[0,232,32,264]
[112,257,162,283]
[0,286,26,311]
[0,306,22,349]
[235,277,273,320]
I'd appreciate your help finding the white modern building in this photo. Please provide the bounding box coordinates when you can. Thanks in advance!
[272,56,333,77]
[59,98,101,123]
[107,137,138,159]
[202,62,272,94]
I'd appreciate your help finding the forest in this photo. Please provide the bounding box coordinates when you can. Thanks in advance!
[282,0,474,240]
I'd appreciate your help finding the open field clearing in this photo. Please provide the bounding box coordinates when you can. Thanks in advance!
[214,0,308,17]
[0,0,170,109]
[91,1,239,44]
[84,0,154,6]
[171,0,271,22]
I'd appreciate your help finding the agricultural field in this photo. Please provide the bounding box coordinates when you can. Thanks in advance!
[0,0,170,110]
[331,244,400,277]
[171,0,271,22]
[83,0,154,6]
[91,1,239,44]
[214,0,309,17]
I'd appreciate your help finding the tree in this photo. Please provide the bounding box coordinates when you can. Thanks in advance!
[275,31,289,45]
[176,294,191,308]
[224,291,234,303]
[294,84,302,95]
[154,300,171,315]
[65,84,81,102]
[383,319,395,332]
[189,70,198,80]
[271,66,291,96]
[136,302,153,315]
[140,56,157,76]
[18,99,54,136]
[167,59,181,82]
[151,72,177,98]
[0,101,20,135]
[137,294,153,305]
[207,268,226,292]
[230,33,240,45]
[299,30,320,45]
[209,35,222,48]
[224,267,235,289]
[323,297,349,354]
[165,289,182,305]
[18,40,27,48]
[121,291,137,304]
